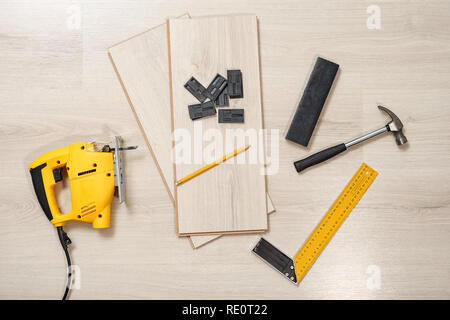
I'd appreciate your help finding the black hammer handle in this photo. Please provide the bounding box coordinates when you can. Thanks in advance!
[294,143,347,173]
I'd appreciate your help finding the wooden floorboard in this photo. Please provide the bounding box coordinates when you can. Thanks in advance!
[168,15,268,235]
[1,0,449,299]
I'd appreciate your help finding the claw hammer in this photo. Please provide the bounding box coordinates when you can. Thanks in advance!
[294,105,408,172]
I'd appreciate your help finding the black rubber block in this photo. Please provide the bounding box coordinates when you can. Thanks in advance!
[218,109,244,123]
[215,88,229,107]
[188,101,216,120]
[205,74,227,101]
[184,77,207,103]
[227,69,243,98]
[285,57,339,147]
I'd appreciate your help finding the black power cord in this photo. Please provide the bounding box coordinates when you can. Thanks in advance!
[56,226,72,300]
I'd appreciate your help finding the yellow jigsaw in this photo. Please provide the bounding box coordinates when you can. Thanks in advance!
[28,136,136,299]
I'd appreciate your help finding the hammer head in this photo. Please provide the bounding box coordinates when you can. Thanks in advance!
[378,105,408,145]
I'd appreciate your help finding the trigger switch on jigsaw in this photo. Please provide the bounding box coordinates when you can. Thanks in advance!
[53,168,63,183]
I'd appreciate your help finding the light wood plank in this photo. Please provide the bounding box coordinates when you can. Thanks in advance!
[168,15,268,235]
[108,19,177,202]
[189,193,276,248]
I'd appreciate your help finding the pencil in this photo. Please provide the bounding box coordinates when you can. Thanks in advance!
[176,145,250,186]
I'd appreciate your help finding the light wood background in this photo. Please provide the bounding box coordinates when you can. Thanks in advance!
[0,0,449,299]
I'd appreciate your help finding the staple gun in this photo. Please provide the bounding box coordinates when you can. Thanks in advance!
[28,136,136,299]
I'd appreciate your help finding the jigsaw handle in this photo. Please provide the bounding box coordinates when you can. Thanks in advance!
[29,146,70,224]
[30,163,55,221]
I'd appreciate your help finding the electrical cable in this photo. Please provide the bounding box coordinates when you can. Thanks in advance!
[56,226,72,300]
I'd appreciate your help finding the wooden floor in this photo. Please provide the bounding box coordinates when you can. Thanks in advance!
[0,0,449,299]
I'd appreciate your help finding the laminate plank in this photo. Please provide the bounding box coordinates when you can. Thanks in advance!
[168,15,268,235]
[189,194,275,248]
[109,19,178,202]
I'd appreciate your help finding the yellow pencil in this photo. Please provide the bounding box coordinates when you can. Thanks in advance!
[176,145,250,186]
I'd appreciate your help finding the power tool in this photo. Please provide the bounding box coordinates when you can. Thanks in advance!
[28,136,136,299]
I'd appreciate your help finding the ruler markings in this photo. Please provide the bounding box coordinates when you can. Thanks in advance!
[293,163,378,283]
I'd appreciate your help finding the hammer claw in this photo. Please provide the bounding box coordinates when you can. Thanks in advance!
[294,105,408,173]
